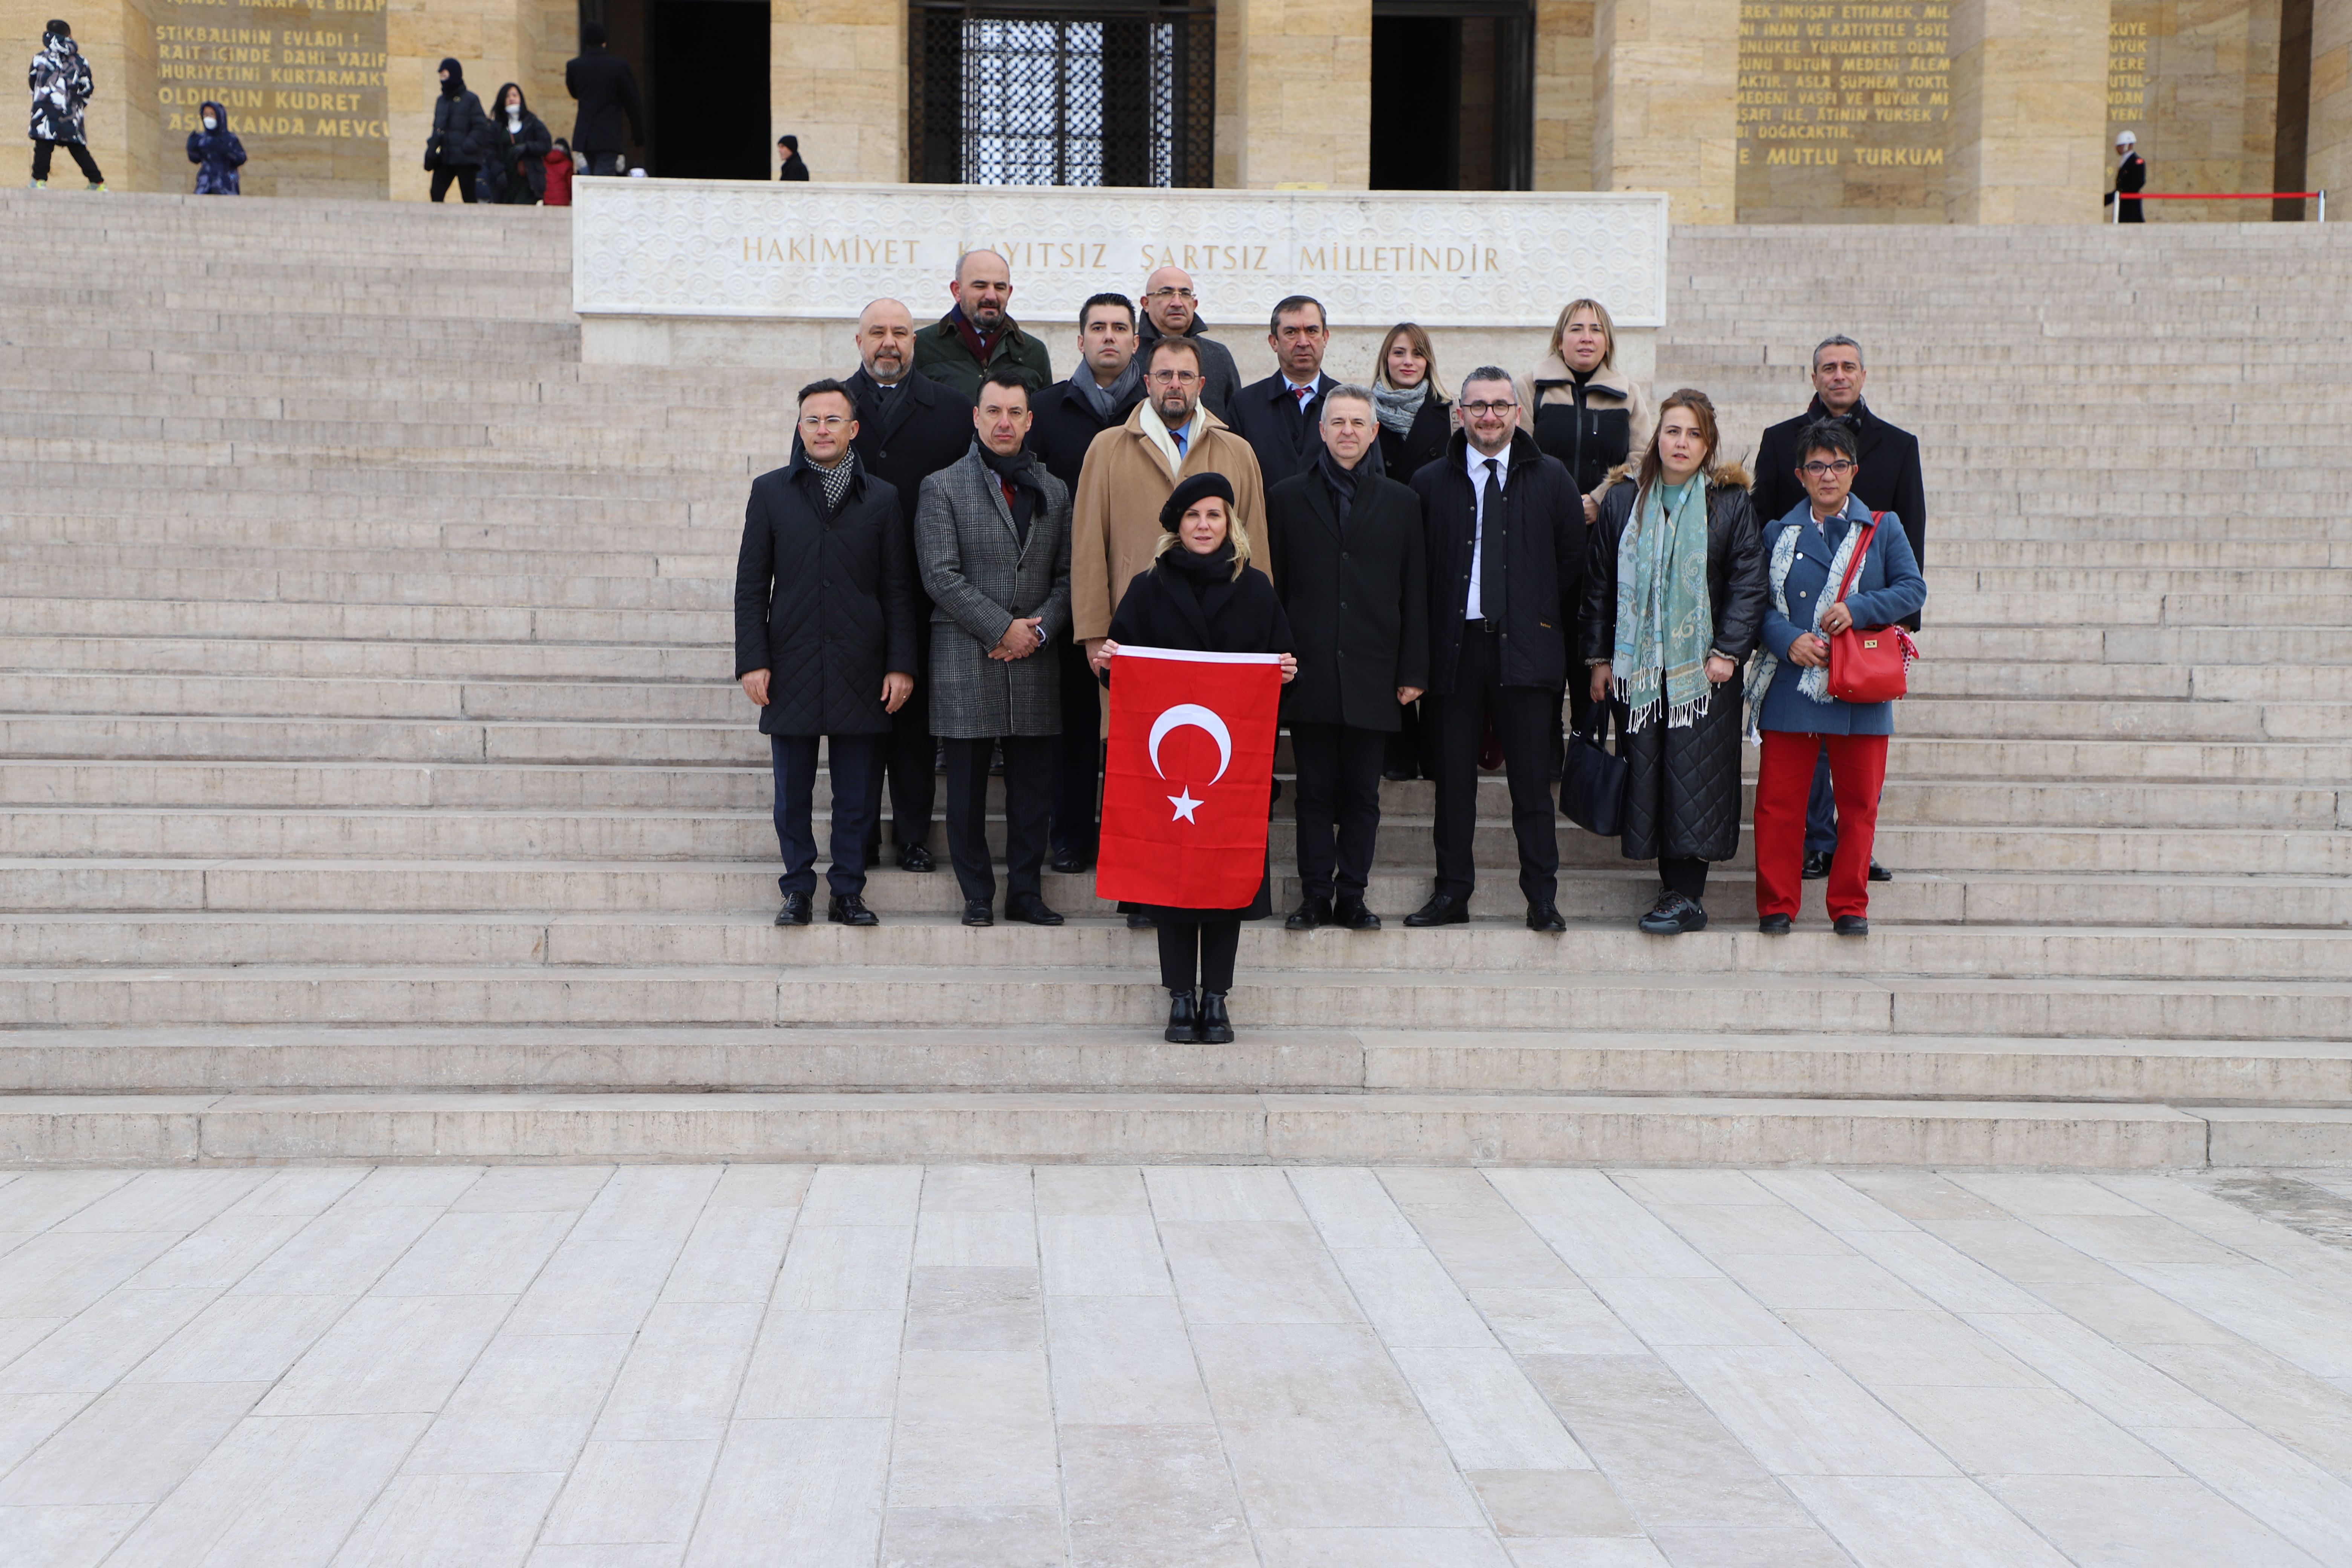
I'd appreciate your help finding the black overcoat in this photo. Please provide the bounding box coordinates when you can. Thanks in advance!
[1752,397,1926,626]
[1225,371,1338,491]
[1378,393,1452,482]
[838,368,975,641]
[1413,430,1586,697]
[1265,469,1428,732]
[733,454,919,738]
[1029,374,1146,492]
[564,48,643,154]
[1582,477,1768,863]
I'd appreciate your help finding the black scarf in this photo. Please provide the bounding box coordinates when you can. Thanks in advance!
[1159,539,1240,644]
[977,444,1041,544]
[1315,441,1385,529]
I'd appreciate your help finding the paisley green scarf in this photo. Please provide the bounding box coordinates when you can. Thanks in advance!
[1613,475,1713,732]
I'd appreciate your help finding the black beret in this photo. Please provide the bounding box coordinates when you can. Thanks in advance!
[1160,471,1236,531]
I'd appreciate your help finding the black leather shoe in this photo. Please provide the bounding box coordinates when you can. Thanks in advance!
[1526,902,1566,933]
[1758,913,1793,936]
[1333,894,1381,930]
[1048,849,1092,874]
[1404,894,1469,928]
[828,894,879,927]
[1637,891,1708,935]
[961,899,994,927]
[1125,910,1156,931]
[1286,896,1332,931]
[1868,858,1892,883]
[1834,914,1870,936]
[897,844,935,873]
[775,892,812,926]
[1164,988,1198,1043]
[1381,766,1416,782]
[1008,894,1064,926]
[1196,991,1235,1044]
[1802,851,1832,880]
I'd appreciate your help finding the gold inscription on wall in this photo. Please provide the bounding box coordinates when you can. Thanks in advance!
[153,0,387,198]
[1733,1,1952,222]
[734,238,1510,279]
[2107,18,2148,126]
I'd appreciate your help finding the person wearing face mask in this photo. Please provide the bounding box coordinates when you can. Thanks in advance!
[1583,390,1767,936]
[423,58,487,202]
[482,83,551,204]
[185,100,244,194]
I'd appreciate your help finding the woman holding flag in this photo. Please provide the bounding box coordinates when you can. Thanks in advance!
[1090,473,1296,1045]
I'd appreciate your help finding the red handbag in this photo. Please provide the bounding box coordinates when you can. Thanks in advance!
[1825,518,1914,703]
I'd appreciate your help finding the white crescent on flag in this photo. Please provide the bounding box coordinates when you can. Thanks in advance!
[1147,703,1233,784]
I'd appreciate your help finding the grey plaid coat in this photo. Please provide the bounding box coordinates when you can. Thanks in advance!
[915,445,1072,739]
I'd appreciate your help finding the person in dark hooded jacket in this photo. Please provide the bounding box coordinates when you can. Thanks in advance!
[483,83,551,203]
[424,58,487,202]
[185,100,243,194]
[28,20,104,189]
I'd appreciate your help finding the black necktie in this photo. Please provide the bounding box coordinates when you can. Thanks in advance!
[1479,458,1505,623]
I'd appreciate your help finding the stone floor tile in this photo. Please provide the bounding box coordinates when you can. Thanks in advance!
[1058,1422,1250,1568]
[2023,1277,2249,1347]
[734,1309,902,1419]
[1779,1476,2074,1568]
[370,1211,581,1298]
[1913,1220,2121,1288]
[122,1214,315,1292]
[903,1266,1041,1353]
[655,1206,796,1306]
[1289,1167,1425,1249]
[1611,1172,1776,1208]
[334,1167,484,1211]
[1643,1203,1853,1261]
[912,1213,1035,1270]
[222,1168,370,1221]
[1503,1542,1670,1568]
[1749,1173,1916,1236]
[537,1439,718,1547]
[0,1502,150,1568]
[1144,1165,1309,1223]
[1828,1229,2049,1316]
[1258,1525,1515,1566]
[1955,1173,2145,1218]
[253,1294,516,1416]
[1157,1221,1360,1325]
[331,1470,563,1568]
[447,1167,613,1214]
[683,1417,889,1568]
[0,1317,69,1369]
[1468,1468,1640,1537]
[2136,1424,2352,1563]
[1958,1311,2244,1433]
[770,1225,914,1314]
[883,1419,1060,1510]
[1325,1247,1499,1349]
[401,1332,632,1475]
[1217,1415,1485,1530]
[0,1286,218,1393]
[128,1291,358,1385]
[230,1205,446,1297]
[702,1163,810,1210]
[1488,1171,1720,1282]
[54,1170,266,1235]
[2115,1262,2352,1378]
[2130,1340,2352,1475]
[877,1504,1061,1568]
[1189,1321,1419,1420]
[0,1172,137,1239]
[1641,1526,1855,1566]
[0,1232,183,1320]
[1043,1296,1214,1426]
[1707,1253,1932,1314]
[505,1239,685,1338]
[917,1166,1033,1213]
[1983,1474,2322,1567]
[1870,1384,2177,1476]
[1032,1165,1149,1216]
[526,1546,683,1568]
[1774,1309,2048,1389]
[592,1302,761,1442]
[1649,1344,1957,1478]
[797,1166,922,1229]
[0,1380,266,1505]
[1596,1277,1807,1349]
[896,1349,1052,1426]
[1037,1213,1170,1297]
[2032,1213,2249,1267]
[0,1392,88,1473]
[1465,1287,1647,1357]
[564,1168,717,1246]
[1392,1348,1593,1470]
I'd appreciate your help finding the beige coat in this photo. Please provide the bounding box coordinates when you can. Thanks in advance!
[1517,354,1655,503]
[1069,402,1269,643]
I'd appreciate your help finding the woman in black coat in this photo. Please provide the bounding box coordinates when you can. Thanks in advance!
[1582,389,1767,936]
[484,83,552,204]
[1371,322,1453,480]
[1092,473,1297,1045]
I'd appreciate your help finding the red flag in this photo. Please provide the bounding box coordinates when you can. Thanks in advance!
[1095,646,1283,910]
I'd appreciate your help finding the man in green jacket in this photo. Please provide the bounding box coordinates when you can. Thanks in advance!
[914,249,1054,399]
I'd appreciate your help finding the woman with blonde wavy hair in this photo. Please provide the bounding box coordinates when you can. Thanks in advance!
[1371,322,1453,478]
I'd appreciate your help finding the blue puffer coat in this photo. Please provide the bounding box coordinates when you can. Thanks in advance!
[1756,495,1927,737]
[187,101,245,194]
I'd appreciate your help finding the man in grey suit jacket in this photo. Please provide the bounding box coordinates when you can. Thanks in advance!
[914,368,1074,927]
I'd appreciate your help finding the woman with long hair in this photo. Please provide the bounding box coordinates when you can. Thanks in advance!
[1582,390,1767,935]
[1371,322,1453,479]
[484,83,553,204]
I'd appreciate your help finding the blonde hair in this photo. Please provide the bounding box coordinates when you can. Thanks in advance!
[1153,495,1253,580]
[1374,322,1449,399]
[1550,298,1617,370]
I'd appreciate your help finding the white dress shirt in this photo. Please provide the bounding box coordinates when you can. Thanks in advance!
[1464,441,1513,620]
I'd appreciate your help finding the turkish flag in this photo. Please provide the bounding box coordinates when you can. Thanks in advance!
[1095,646,1283,910]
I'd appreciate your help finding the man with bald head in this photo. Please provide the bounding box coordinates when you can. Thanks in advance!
[914,249,1054,401]
[843,297,975,873]
[1135,265,1240,418]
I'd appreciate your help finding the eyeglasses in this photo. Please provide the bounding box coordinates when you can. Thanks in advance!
[1801,460,1855,476]
[1145,287,1196,301]
[1148,370,1200,385]
[1461,401,1517,416]
[798,415,850,431]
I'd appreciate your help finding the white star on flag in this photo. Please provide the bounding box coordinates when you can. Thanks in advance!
[1168,788,1202,823]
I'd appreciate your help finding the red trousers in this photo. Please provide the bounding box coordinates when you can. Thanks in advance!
[1755,731,1888,920]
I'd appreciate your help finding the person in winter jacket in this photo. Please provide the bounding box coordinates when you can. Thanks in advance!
[541,138,574,206]
[483,83,551,203]
[565,22,642,176]
[185,100,243,194]
[424,58,487,203]
[28,20,104,189]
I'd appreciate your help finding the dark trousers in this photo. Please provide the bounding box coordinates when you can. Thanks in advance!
[944,735,1052,906]
[876,672,936,853]
[1158,919,1240,993]
[585,151,626,176]
[1660,856,1709,902]
[32,139,103,183]
[1427,625,1562,905]
[1291,721,1385,900]
[1383,700,1428,779]
[429,164,479,203]
[1052,636,1100,860]
[772,733,884,899]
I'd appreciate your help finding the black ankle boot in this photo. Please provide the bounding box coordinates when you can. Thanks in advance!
[1196,991,1234,1044]
[1164,988,1199,1043]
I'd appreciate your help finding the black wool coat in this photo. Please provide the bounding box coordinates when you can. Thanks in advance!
[1266,468,1428,732]
[1029,374,1147,492]
[733,454,919,738]
[840,369,975,646]
[485,109,552,201]
[1752,397,1926,626]
[1413,430,1586,697]
[564,47,643,153]
[1225,371,1339,492]
[1581,477,1769,864]
[1378,394,1452,482]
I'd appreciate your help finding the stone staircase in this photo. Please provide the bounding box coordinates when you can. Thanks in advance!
[2,193,2346,1167]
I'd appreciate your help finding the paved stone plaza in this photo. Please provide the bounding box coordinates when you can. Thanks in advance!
[4,1162,2352,1567]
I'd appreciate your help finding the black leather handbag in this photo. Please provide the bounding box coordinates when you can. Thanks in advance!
[1559,704,1628,836]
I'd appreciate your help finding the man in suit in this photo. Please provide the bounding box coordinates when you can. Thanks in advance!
[2105,130,2145,221]
[1751,333,1927,882]
[1406,368,1584,933]
[1224,295,1339,491]
[844,297,975,873]
[1135,264,1242,419]
[914,369,1073,928]
[776,135,807,180]
[1030,292,1148,873]
[1266,386,1427,931]
[913,249,1054,399]
[563,23,641,176]
[734,380,917,928]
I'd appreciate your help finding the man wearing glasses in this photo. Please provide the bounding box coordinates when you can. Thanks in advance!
[1405,369,1585,933]
[1751,334,1926,881]
[734,380,919,929]
[1135,265,1242,418]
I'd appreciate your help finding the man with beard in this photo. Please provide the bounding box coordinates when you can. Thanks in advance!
[1135,264,1242,419]
[913,249,1054,400]
[843,297,975,873]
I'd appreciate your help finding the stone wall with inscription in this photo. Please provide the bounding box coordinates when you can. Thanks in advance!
[2105,0,2280,221]
[152,0,387,197]
[1735,0,1954,221]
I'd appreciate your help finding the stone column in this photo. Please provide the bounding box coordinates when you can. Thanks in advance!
[1534,0,1596,190]
[772,0,904,181]
[1214,0,1374,189]
[1590,0,1740,223]
[388,0,534,200]
[1945,0,2108,222]
[2308,0,2352,204]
